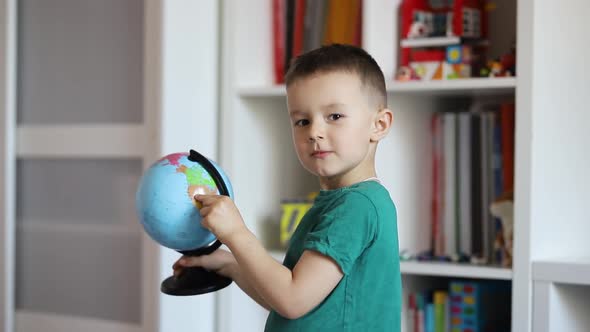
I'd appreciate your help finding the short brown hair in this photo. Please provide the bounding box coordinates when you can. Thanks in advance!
[285,44,387,109]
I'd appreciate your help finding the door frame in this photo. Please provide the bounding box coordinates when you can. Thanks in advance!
[0,0,16,331]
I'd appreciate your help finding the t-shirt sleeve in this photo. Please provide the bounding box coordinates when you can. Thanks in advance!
[303,192,377,275]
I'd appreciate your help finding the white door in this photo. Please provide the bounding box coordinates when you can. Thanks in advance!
[2,1,220,331]
[12,0,154,331]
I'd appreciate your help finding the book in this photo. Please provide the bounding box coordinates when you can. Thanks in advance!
[431,113,445,257]
[433,291,447,332]
[302,0,328,52]
[458,112,472,256]
[291,0,306,58]
[272,0,286,83]
[449,280,511,332]
[499,102,515,193]
[470,113,483,258]
[443,112,458,257]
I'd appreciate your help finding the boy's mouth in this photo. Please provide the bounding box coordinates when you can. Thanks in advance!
[311,150,331,158]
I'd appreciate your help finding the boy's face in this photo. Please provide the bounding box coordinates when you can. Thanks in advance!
[286,71,383,187]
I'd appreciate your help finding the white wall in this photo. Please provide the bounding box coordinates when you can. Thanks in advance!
[146,1,221,332]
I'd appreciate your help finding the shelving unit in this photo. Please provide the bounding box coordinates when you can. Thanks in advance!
[217,1,590,332]
[532,259,590,332]
[220,1,519,331]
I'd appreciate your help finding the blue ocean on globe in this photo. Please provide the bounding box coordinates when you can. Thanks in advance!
[136,152,233,251]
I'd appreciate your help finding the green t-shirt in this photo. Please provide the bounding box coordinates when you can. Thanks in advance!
[265,180,402,332]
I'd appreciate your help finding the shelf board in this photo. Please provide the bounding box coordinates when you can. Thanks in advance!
[533,258,590,286]
[239,85,287,98]
[400,261,512,280]
[238,77,516,98]
[270,251,511,280]
[388,77,516,95]
[400,36,461,48]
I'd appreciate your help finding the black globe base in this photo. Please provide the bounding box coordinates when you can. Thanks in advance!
[161,266,232,296]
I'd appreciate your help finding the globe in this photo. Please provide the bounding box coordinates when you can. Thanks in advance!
[136,151,234,252]
[136,150,234,296]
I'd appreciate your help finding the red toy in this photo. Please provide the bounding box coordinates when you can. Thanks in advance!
[399,0,488,67]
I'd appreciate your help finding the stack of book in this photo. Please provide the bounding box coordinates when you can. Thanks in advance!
[272,0,363,83]
[430,102,515,266]
[407,280,511,332]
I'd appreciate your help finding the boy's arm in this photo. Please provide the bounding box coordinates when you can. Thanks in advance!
[194,194,343,319]
[227,230,344,319]
[176,249,271,311]
[227,258,271,311]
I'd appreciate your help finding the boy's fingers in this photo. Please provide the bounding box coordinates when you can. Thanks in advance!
[173,267,183,278]
[194,194,216,204]
[178,256,202,267]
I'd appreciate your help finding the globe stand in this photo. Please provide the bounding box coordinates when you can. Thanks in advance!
[161,266,232,296]
[161,240,232,296]
[160,149,234,296]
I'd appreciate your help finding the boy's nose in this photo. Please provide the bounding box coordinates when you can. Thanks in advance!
[308,123,325,141]
[308,135,324,142]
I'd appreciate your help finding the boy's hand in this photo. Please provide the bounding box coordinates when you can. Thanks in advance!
[194,194,247,244]
[173,249,236,279]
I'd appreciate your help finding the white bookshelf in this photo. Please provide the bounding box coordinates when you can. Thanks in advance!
[220,1,519,331]
[218,0,590,332]
[532,259,590,332]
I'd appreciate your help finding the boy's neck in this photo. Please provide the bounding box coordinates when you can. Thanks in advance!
[318,168,378,190]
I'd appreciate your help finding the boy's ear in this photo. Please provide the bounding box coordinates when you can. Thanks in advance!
[370,108,393,142]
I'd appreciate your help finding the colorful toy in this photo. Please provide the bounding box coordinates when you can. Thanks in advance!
[396,66,420,81]
[408,21,429,39]
[490,191,514,267]
[400,0,488,66]
[449,281,511,332]
[279,192,317,247]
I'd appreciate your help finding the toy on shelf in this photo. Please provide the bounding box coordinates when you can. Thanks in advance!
[490,191,514,268]
[480,44,516,77]
[397,0,491,81]
[400,0,487,43]
[396,66,421,81]
[279,192,318,248]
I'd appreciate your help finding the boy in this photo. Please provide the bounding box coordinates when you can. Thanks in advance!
[174,44,401,331]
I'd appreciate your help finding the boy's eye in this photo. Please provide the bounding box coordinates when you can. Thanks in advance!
[294,119,309,127]
[328,113,343,121]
